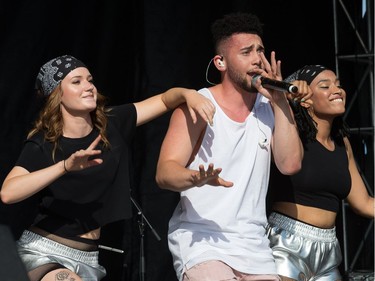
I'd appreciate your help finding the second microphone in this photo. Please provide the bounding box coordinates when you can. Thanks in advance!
[252,75,298,94]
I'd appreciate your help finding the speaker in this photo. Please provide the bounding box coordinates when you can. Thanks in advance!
[0,224,29,280]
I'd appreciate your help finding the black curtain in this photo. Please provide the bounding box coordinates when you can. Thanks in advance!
[0,1,373,280]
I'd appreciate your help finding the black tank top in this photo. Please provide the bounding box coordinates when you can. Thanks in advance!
[268,140,351,213]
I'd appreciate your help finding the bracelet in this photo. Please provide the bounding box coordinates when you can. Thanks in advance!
[63,159,69,173]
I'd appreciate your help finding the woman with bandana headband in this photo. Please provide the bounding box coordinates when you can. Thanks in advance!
[0,55,216,281]
[266,65,374,281]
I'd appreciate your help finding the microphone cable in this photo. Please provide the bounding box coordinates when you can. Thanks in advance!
[205,58,218,86]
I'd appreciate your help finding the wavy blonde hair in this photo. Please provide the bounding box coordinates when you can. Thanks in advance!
[28,84,110,160]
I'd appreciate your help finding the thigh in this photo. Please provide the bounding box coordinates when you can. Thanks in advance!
[278,276,297,281]
[42,268,83,281]
[28,263,66,281]
[183,260,281,281]
[237,272,281,281]
[183,260,237,281]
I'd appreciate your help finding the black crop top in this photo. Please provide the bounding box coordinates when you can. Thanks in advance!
[268,140,351,213]
[15,104,137,238]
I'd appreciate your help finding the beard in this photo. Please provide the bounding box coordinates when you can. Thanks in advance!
[227,66,258,94]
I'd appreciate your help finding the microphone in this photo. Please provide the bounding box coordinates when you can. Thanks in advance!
[252,75,298,94]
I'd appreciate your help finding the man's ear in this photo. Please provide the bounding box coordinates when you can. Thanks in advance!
[214,55,225,70]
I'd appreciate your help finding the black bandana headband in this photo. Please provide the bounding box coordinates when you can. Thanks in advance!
[285,65,328,85]
[35,55,86,96]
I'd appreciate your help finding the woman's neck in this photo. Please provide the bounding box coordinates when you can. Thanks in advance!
[314,117,334,150]
[62,114,93,138]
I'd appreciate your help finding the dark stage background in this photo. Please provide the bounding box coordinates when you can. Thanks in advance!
[0,1,373,280]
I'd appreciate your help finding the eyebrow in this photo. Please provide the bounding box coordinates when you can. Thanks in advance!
[317,78,340,84]
[240,44,264,52]
[70,74,92,80]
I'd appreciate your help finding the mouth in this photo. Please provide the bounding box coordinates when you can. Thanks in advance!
[330,98,343,103]
[248,70,260,76]
[82,94,94,98]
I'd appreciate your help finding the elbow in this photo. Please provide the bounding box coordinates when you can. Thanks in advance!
[0,190,15,205]
[279,151,303,175]
[273,147,303,175]
[0,183,19,204]
[350,199,375,219]
[288,162,302,175]
[155,171,181,192]
[155,160,187,192]
[278,161,302,175]
[351,207,373,219]
[155,161,176,191]
[155,172,168,190]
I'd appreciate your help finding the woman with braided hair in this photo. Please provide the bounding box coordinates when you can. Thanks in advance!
[266,65,374,281]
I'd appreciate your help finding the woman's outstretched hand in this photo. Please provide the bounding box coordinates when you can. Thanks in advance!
[64,135,103,172]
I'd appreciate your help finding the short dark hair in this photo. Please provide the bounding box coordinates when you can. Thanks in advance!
[211,12,264,53]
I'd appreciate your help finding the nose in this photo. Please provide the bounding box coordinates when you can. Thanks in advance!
[333,84,343,94]
[83,80,94,92]
[253,52,262,67]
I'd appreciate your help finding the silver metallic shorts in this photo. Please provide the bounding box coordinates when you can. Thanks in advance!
[266,212,342,281]
[17,230,106,281]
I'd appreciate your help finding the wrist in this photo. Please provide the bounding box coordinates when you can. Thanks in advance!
[63,159,69,173]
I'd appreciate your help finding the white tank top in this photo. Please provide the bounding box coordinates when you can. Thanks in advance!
[168,88,277,280]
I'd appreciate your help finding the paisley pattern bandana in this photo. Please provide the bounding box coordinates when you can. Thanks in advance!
[285,65,328,85]
[35,55,86,96]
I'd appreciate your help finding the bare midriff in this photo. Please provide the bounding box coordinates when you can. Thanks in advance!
[272,202,337,229]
